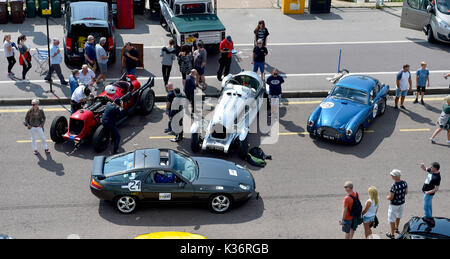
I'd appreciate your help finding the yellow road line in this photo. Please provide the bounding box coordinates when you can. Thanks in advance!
[364,130,375,133]
[281,101,321,105]
[149,136,173,139]
[278,132,309,136]
[399,128,430,132]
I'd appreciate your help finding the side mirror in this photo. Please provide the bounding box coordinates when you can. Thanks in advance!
[427,5,434,14]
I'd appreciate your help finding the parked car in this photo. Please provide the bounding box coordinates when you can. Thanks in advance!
[50,74,155,152]
[159,0,226,49]
[398,217,450,239]
[400,0,450,43]
[90,148,257,214]
[307,72,389,145]
[190,71,268,159]
[63,1,117,65]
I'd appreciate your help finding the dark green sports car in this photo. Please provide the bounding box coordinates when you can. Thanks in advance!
[90,148,257,214]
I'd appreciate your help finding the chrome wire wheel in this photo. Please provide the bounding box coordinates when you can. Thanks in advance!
[116,196,137,214]
[211,195,231,213]
[354,127,363,144]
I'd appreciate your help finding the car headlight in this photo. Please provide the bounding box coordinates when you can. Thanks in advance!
[307,120,315,127]
[239,184,250,190]
[346,129,353,137]
[437,17,450,30]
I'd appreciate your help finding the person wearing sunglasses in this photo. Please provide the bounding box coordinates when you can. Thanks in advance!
[24,99,49,155]
[254,20,269,47]
[266,68,284,117]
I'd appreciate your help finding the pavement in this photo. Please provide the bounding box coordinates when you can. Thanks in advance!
[0,96,448,239]
[1,8,449,106]
[218,0,404,9]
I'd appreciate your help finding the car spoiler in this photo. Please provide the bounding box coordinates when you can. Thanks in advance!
[92,156,106,179]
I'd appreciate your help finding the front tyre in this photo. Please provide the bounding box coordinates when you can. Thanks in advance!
[92,125,110,153]
[139,88,155,115]
[115,196,138,214]
[379,98,387,116]
[427,26,436,43]
[209,194,232,213]
[238,135,249,160]
[353,126,364,145]
[50,116,68,143]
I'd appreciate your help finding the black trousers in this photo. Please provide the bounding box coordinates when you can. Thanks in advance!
[45,64,66,83]
[217,57,232,79]
[22,62,32,80]
[162,65,172,86]
[7,56,16,73]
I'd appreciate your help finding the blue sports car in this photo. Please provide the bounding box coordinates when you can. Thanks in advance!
[307,74,389,145]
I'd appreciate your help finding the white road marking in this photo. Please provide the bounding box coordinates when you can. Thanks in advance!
[1,70,448,85]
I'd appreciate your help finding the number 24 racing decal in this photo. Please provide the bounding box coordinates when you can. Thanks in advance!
[159,193,171,201]
[121,180,142,192]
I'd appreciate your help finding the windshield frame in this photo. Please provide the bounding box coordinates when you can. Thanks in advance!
[170,150,198,183]
[329,86,369,105]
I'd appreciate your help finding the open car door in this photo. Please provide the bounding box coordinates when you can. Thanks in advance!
[400,0,432,30]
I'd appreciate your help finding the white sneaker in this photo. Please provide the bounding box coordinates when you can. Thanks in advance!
[430,138,436,144]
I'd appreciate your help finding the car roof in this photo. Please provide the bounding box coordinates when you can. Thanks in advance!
[134,149,170,170]
[70,1,108,22]
[407,217,450,237]
[335,75,378,93]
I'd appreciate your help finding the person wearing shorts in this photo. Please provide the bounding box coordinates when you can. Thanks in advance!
[95,37,109,89]
[414,61,430,105]
[430,95,450,144]
[386,169,408,239]
[252,39,268,81]
[362,186,379,239]
[193,41,207,90]
[340,181,360,239]
[395,64,412,110]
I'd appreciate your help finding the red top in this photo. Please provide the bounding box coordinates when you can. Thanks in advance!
[219,39,234,58]
[343,192,357,220]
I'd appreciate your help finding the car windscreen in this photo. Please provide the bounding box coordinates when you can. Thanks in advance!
[229,75,260,91]
[437,0,450,14]
[330,86,368,104]
[103,152,135,175]
[172,152,197,182]
[182,3,206,14]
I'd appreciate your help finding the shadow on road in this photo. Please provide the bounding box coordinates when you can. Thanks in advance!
[98,197,264,227]
[37,153,65,176]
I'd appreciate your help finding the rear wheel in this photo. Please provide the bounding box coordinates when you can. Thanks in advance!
[115,196,138,214]
[92,125,110,153]
[191,133,201,153]
[209,194,232,213]
[50,116,68,143]
[238,135,249,160]
[139,88,155,115]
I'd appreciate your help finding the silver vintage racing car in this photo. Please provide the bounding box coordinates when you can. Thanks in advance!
[190,71,268,159]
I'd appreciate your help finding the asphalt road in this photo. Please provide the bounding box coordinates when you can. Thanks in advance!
[0,96,448,239]
[0,8,449,100]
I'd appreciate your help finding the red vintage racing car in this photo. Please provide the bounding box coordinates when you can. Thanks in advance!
[50,74,155,152]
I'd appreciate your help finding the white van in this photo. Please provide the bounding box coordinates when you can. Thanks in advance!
[400,0,450,43]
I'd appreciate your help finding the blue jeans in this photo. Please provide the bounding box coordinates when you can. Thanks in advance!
[424,194,433,219]
[253,62,265,73]
[127,67,136,76]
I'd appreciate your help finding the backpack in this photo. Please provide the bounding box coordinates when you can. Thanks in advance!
[246,147,272,167]
[348,193,363,225]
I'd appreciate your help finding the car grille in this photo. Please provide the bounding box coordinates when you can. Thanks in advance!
[69,119,84,136]
[211,124,227,139]
[318,127,343,139]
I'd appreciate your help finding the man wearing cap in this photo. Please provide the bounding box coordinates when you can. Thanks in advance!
[217,35,234,81]
[386,169,408,239]
[414,61,430,105]
[45,39,68,85]
[101,98,124,154]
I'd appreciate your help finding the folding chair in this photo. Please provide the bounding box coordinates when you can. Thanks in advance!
[32,48,49,76]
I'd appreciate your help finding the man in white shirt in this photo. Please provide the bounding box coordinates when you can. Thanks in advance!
[395,64,412,110]
[70,85,91,113]
[78,64,96,90]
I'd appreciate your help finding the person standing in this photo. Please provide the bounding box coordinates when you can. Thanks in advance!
[69,69,80,96]
[3,34,17,78]
[95,37,109,87]
[193,41,207,90]
[266,68,284,117]
[45,39,68,85]
[101,98,123,154]
[430,95,450,145]
[70,85,91,113]
[169,88,185,143]
[122,42,139,76]
[24,99,49,155]
[78,64,96,91]
[178,45,193,87]
[362,186,379,239]
[17,35,32,83]
[164,82,176,134]
[217,35,234,81]
[386,169,408,239]
[184,69,198,114]
[254,20,269,46]
[420,162,441,220]
[414,61,430,105]
[340,181,361,239]
[252,39,268,81]
[160,39,177,89]
[395,64,412,110]
[84,35,97,73]
[191,32,199,53]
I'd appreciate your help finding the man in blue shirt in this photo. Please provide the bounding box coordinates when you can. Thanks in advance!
[101,98,124,154]
[184,69,198,114]
[266,68,284,117]
[84,35,97,73]
[69,69,80,96]
[44,39,68,85]
[414,61,430,105]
